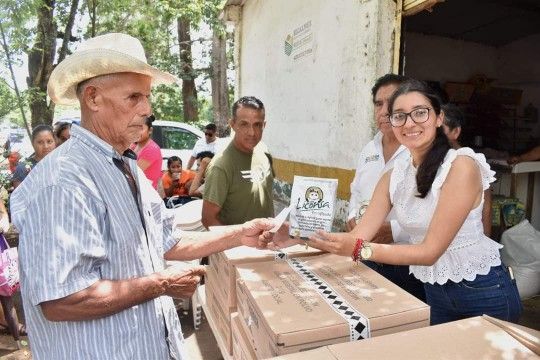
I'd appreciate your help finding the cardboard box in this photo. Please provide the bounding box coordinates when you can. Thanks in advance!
[208,245,322,310]
[236,253,430,358]
[232,312,257,360]
[205,245,321,357]
[271,315,540,359]
[205,283,232,355]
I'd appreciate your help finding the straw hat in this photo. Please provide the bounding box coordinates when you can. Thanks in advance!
[47,33,178,105]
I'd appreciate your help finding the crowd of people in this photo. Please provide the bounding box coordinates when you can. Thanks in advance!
[0,31,537,359]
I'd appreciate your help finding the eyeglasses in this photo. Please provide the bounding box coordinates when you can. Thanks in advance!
[389,107,432,127]
[204,132,214,137]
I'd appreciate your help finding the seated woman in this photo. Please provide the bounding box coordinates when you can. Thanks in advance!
[281,79,522,326]
[161,156,196,206]
[189,151,214,198]
[12,125,56,189]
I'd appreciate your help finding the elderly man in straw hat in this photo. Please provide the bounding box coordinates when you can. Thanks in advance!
[10,33,277,359]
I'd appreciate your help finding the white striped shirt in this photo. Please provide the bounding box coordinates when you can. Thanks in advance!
[11,125,186,360]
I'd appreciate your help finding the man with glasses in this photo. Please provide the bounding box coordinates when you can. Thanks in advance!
[202,96,274,227]
[186,123,219,170]
[348,74,425,301]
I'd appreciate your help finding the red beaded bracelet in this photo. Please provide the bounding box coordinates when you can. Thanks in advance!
[351,238,364,262]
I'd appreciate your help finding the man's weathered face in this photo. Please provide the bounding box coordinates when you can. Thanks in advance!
[231,106,265,153]
[90,73,152,152]
[374,83,398,136]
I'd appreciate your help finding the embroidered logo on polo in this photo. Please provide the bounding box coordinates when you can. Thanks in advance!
[364,154,379,163]
[241,163,271,183]
[287,258,370,341]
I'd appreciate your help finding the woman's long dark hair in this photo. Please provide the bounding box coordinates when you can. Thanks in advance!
[388,79,451,198]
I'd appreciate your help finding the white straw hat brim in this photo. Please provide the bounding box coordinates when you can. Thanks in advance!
[48,48,178,105]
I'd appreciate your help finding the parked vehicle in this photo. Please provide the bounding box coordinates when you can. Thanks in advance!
[151,120,204,170]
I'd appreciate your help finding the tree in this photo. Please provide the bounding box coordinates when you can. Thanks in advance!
[178,16,199,123]
[26,0,57,127]
[0,0,35,135]
[211,25,229,137]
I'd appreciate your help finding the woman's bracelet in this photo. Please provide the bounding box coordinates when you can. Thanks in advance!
[351,238,364,262]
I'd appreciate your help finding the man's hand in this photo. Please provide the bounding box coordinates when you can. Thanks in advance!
[262,222,304,250]
[238,218,275,249]
[157,265,206,299]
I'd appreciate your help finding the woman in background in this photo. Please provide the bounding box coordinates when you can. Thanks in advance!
[131,115,162,189]
[12,125,56,189]
[442,103,492,236]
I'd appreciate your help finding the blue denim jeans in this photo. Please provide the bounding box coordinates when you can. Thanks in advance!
[364,261,426,302]
[424,265,522,325]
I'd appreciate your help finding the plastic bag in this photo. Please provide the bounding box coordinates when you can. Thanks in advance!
[0,234,19,297]
[500,220,540,299]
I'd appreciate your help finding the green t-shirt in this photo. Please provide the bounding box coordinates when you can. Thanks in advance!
[204,142,274,225]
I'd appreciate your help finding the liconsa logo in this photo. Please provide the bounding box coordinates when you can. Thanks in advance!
[284,34,293,56]
[295,186,330,211]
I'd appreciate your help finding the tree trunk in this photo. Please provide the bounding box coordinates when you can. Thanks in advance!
[58,0,79,63]
[27,0,57,127]
[87,0,96,38]
[0,23,31,137]
[177,17,198,123]
[211,27,229,137]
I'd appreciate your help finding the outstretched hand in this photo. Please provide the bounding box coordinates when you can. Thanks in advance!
[239,218,276,249]
[307,230,357,257]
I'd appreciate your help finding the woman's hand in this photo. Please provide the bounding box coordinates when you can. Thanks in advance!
[308,230,357,257]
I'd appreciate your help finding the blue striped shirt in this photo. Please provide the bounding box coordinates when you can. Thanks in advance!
[11,125,186,359]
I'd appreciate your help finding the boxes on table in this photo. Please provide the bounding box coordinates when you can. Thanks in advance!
[236,253,430,359]
[206,245,322,310]
[271,315,540,359]
[205,245,322,355]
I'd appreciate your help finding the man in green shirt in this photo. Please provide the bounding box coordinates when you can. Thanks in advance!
[202,96,274,227]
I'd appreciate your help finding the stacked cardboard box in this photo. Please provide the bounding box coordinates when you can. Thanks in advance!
[204,245,321,355]
[271,315,540,359]
[236,253,430,358]
[231,312,258,360]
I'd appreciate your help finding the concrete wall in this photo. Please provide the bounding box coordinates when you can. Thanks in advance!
[237,0,396,170]
[232,0,398,228]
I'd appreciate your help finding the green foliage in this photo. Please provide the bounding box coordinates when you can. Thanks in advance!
[0,80,18,119]
[1,0,229,126]
[152,84,183,122]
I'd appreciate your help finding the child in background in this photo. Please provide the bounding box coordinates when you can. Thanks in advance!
[161,156,195,205]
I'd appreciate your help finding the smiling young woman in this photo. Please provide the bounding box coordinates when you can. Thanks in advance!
[301,79,522,326]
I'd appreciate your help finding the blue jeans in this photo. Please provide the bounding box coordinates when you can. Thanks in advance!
[364,261,426,302]
[424,265,522,325]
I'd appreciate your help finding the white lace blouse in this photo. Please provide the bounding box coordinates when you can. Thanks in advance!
[389,147,502,285]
